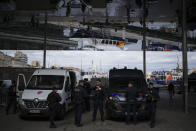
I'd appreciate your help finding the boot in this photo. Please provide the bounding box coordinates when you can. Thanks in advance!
[101,117,105,122]
[6,110,8,115]
[92,118,96,122]
[76,124,83,127]
[150,122,155,128]
[50,123,57,128]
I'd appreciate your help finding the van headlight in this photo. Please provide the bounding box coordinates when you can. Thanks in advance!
[109,97,113,100]
[18,99,25,106]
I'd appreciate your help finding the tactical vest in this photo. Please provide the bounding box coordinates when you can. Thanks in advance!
[74,87,83,103]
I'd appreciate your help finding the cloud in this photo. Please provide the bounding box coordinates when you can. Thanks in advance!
[1,50,196,72]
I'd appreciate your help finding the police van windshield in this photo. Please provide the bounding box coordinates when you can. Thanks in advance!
[27,75,64,90]
[109,78,139,90]
[109,77,147,92]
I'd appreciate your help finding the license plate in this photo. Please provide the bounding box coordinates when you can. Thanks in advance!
[29,110,40,113]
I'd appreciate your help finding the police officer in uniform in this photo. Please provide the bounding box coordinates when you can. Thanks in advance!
[6,81,17,115]
[74,80,87,127]
[146,83,160,128]
[84,78,91,112]
[168,82,175,103]
[47,87,61,128]
[92,79,105,122]
[125,81,137,125]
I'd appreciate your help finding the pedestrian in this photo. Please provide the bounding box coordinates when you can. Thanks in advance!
[84,78,91,112]
[4,15,10,25]
[92,79,105,122]
[47,87,61,128]
[146,83,160,128]
[168,82,175,103]
[74,80,87,127]
[6,81,17,115]
[125,81,137,125]
[35,17,39,28]
[31,15,35,28]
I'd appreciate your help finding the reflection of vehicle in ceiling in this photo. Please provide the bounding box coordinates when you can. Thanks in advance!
[93,38,125,51]
[148,0,159,4]
[147,42,181,51]
[82,45,104,51]
[93,38,141,51]
[71,37,142,51]
[100,39,125,47]
[71,38,127,51]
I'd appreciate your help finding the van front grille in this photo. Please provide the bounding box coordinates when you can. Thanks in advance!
[24,100,48,109]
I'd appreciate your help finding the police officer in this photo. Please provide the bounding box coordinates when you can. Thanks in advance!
[6,81,17,115]
[146,83,160,128]
[47,87,61,128]
[168,82,175,103]
[74,80,87,127]
[92,79,105,122]
[125,81,137,125]
[84,78,91,112]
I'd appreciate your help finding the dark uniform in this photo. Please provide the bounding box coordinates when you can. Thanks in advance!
[168,83,175,103]
[92,85,105,121]
[74,85,87,126]
[146,87,160,128]
[47,90,61,128]
[6,84,17,115]
[125,86,137,124]
[84,80,91,111]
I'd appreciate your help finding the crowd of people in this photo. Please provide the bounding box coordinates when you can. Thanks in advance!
[4,79,181,129]
[46,78,161,128]
[47,78,105,128]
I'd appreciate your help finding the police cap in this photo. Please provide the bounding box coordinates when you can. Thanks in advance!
[84,78,88,81]
[128,81,134,85]
[52,87,57,90]
[149,82,154,86]
[96,78,101,82]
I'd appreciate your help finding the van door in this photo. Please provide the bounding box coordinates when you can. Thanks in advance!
[16,74,26,101]
[65,76,72,110]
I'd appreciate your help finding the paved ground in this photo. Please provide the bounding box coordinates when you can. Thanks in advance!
[0,90,196,131]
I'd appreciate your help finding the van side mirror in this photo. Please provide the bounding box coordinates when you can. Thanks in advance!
[17,74,26,91]
[65,77,71,92]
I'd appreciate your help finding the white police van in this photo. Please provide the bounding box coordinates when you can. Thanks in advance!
[17,69,77,119]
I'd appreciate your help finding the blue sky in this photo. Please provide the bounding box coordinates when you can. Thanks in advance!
[2,50,196,73]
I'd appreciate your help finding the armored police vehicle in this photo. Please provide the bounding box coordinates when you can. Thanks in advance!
[106,68,149,119]
[16,69,77,119]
